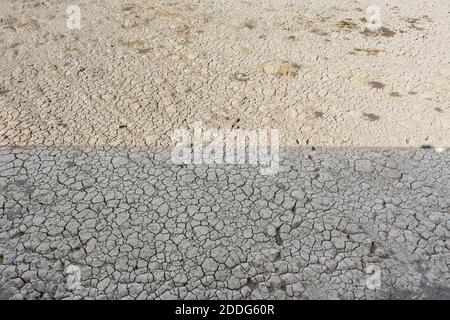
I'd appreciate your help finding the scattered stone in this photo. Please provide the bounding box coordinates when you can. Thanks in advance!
[362,113,380,121]
[368,81,385,89]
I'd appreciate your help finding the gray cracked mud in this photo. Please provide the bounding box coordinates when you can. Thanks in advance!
[0,148,449,300]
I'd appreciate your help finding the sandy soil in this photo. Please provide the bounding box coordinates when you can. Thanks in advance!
[0,0,449,148]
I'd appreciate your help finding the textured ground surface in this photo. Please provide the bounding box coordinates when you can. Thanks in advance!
[0,148,449,300]
[0,0,449,300]
[0,0,449,148]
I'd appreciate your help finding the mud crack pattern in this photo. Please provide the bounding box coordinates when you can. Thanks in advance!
[0,148,449,299]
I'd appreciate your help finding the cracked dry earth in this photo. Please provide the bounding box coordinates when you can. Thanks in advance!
[0,0,449,300]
